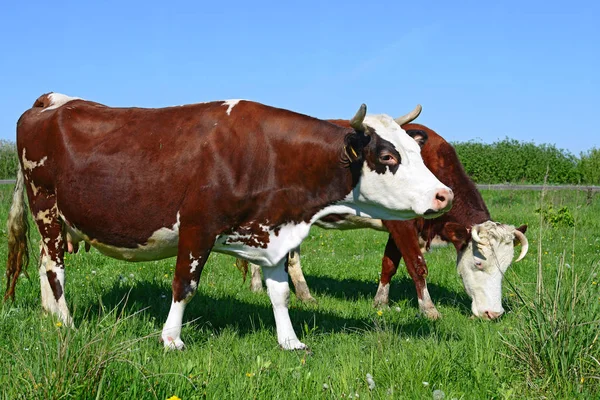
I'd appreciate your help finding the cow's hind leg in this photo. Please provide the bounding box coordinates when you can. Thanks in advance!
[249,262,263,292]
[287,248,316,303]
[162,226,211,350]
[32,197,72,326]
[262,260,306,350]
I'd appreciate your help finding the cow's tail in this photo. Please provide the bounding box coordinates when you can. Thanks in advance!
[5,167,30,301]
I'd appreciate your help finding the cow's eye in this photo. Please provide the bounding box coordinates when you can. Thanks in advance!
[379,152,398,166]
[474,258,484,270]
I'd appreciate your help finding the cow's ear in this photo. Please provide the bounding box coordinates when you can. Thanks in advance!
[444,222,470,251]
[405,129,428,148]
[516,224,527,234]
[343,131,369,163]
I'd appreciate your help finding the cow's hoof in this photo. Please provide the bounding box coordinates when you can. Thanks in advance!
[421,307,441,320]
[297,295,317,304]
[162,337,185,350]
[372,300,390,309]
[280,339,308,351]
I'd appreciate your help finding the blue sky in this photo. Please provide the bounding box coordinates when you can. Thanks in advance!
[1,0,598,155]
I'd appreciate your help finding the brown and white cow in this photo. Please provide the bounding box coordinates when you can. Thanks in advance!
[245,122,528,320]
[5,93,453,350]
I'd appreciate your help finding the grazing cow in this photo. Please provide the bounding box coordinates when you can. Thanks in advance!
[5,93,453,350]
[244,122,528,319]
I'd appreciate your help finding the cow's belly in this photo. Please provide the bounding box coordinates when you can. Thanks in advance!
[214,221,312,267]
[315,214,387,232]
[64,218,181,262]
[65,216,311,267]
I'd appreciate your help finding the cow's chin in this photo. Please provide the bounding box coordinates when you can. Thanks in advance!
[421,209,446,219]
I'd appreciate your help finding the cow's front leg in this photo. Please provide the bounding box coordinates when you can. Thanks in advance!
[162,226,211,350]
[374,232,404,307]
[385,224,440,319]
[262,260,306,350]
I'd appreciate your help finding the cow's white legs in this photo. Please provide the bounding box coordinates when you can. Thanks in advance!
[38,242,54,312]
[162,300,188,350]
[33,199,73,326]
[418,284,441,320]
[373,282,390,307]
[249,263,263,292]
[287,248,316,303]
[262,261,306,350]
[162,225,211,350]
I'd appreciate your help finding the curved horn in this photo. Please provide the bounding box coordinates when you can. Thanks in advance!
[395,104,422,126]
[471,224,482,244]
[513,229,529,262]
[350,104,367,132]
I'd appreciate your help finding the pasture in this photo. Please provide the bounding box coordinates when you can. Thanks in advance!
[0,186,598,399]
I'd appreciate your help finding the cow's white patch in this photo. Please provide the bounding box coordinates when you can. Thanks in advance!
[61,212,181,262]
[30,182,40,196]
[162,300,187,350]
[190,259,199,273]
[350,114,450,220]
[36,209,52,224]
[40,93,81,112]
[373,282,390,306]
[22,149,47,171]
[222,99,242,115]
[263,264,306,350]
[214,220,311,267]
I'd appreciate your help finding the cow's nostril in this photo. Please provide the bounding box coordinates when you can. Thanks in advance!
[436,193,446,203]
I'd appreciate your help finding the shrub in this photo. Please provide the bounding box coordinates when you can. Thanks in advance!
[453,138,581,184]
[578,147,600,185]
[0,140,19,179]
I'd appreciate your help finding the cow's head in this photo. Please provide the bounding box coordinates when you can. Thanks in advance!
[446,221,529,319]
[342,105,453,220]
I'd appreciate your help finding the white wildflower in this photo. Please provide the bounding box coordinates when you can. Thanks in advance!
[366,373,375,390]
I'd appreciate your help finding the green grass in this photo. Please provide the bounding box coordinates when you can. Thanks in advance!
[1,187,599,399]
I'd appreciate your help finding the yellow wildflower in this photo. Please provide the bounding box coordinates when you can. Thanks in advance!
[581,377,585,384]
[246,372,255,378]
[167,396,182,400]
[55,322,62,328]
[377,310,383,317]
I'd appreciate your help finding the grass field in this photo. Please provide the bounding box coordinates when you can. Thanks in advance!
[0,186,598,399]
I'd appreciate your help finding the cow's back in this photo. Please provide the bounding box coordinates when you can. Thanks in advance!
[16,94,352,253]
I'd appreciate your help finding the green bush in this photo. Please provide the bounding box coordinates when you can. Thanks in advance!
[578,147,600,185]
[453,138,581,184]
[0,140,19,180]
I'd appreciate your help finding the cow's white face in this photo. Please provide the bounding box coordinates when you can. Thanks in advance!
[453,221,529,319]
[349,114,453,220]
